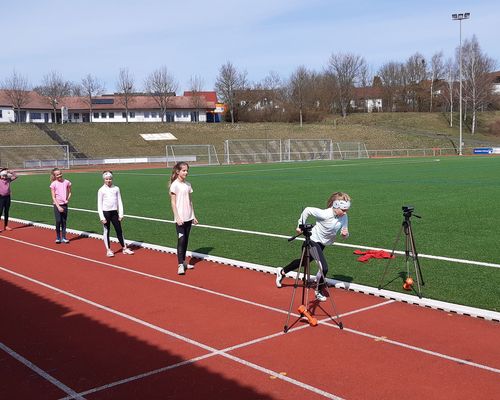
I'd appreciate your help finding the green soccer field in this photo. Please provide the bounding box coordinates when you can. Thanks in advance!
[9,156,500,311]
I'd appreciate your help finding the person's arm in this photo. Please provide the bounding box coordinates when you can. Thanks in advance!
[117,187,124,221]
[189,192,198,224]
[8,170,17,181]
[340,215,349,238]
[170,192,183,225]
[66,181,72,203]
[97,188,106,223]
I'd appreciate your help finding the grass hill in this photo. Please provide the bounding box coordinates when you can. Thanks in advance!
[1,112,499,159]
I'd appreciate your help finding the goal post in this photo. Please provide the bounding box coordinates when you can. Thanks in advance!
[224,139,282,164]
[284,139,335,161]
[335,142,369,160]
[0,145,70,170]
[166,144,220,167]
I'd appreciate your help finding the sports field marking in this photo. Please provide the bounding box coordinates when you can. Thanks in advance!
[114,158,442,178]
[10,202,500,269]
[0,342,85,400]
[0,266,343,400]
[2,236,498,375]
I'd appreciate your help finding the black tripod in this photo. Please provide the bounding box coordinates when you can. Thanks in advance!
[283,224,343,332]
[378,206,425,298]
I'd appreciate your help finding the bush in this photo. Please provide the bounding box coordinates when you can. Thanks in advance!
[488,120,500,136]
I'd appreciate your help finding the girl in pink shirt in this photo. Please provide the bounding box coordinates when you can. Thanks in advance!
[0,168,18,232]
[169,162,198,275]
[49,168,72,244]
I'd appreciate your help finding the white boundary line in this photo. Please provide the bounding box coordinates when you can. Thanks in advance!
[5,216,500,322]
[9,202,500,269]
[0,342,85,400]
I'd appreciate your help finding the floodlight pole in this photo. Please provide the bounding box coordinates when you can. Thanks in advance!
[452,12,470,156]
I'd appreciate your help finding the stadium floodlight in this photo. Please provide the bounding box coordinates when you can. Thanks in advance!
[452,12,470,156]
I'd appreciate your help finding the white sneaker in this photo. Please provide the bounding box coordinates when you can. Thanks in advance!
[184,262,194,270]
[122,248,134,255]
[315,290,327,302]
[61,238,70,244]
[275,267,284,288]
[106,250,114,257]
[177,264,185,275]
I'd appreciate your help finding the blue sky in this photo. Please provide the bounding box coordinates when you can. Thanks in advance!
[1,0,498,93]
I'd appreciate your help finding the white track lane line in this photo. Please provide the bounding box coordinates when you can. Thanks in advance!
[0,342,85,400]
[10,203,500,269]
[0,266,343,400]
[2,237,499,375]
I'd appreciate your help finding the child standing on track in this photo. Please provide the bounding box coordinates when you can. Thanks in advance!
[97,171,134,257]
[275,192,351,302]
[0,168,18,232]
[169,162,198,275]
[50,168,72,243]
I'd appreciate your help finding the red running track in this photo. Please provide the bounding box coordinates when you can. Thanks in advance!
[0,221,499,399]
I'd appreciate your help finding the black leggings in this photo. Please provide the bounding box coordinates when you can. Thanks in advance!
[283,240,329,289]
[0,195,11,227]
[53,204,68,239]
[102,210,125,249]
[175,220,193,264]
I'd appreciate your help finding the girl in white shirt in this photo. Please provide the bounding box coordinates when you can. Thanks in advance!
[97,171,134,257]
[169,162,198,275]
[276,192,351,302]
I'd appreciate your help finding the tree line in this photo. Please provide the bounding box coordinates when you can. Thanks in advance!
[1,35,498,133]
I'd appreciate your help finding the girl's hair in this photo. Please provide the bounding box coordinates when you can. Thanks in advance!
[170,162,189,184]
[50,168,61,182]
[327,192,351,208]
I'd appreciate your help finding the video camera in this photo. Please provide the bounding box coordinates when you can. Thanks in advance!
[298,223,314,232]
[402,205,420,219]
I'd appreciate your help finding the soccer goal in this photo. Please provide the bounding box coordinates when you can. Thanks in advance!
[335,142,369,159]
[284,139,335,161]
[0,145,70,170]
[166,144,220,167]
[224,139,283,164]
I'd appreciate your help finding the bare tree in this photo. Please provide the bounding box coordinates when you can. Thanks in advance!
[81,74,105,123]
[287,66,311,127]
[188,75,205,123]
[377,62,404,111]
[214,61,247,123]
[2,70,30,123]
[460,35,497,133]
[405,53,427,111]
[442,57,457,126]
[144,66,178,123]
[327,52,367,117]
[35,71,71,123]
[429,51,444,112]
[116,68,135,123]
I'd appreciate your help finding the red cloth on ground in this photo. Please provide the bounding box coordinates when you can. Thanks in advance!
[353,249,394,262]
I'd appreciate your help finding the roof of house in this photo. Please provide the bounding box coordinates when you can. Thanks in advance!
[0,90,215,111]
[183,91,218,103]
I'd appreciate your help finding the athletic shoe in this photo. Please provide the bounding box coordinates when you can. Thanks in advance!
[106,250,114,257]
[62,238,70,244]
[4,226,12,231]
[184,261,194,270]
[315,290,327,302]
[122,248,134,255]
[275,267,284,288]
[55,239,61,244]
[177,264,185,275]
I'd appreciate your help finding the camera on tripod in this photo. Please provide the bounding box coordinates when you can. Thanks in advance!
[402,205,415,218]
[299,223,314,232]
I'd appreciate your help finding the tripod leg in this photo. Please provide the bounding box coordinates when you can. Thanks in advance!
[284,246,308,332]
[378,223,404,289]
[407,223,424,298]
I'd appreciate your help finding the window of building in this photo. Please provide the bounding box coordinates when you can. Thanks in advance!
[176,111,182,118]
[101,112,107,118]
[151,112,157,118]
[129,112,135,118]
[0,110,3,118]
[183,111,189,118]
[73,113,80,120]
[109,112,114,118]
[94,112,99,119]
[31,112,42,120]
[144,112,150,118]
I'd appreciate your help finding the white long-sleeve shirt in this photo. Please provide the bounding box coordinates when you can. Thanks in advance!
[97,185,124,220]
[297,207,348,245]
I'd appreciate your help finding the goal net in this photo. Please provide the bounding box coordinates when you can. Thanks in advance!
[224,139,282,164]
[335,142,369,159]
[166,144,220,167]
[284,139,335,161]
[0,145,70,170]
